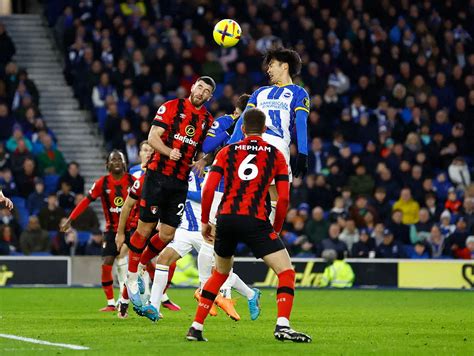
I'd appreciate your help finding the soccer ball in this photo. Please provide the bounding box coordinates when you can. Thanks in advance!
[213,19,241,48]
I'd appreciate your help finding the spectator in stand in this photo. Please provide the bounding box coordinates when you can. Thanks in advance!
[0,143,11,171]
[329,196,347,224]
[0,103,16,142]
[407,241,430,259]
[70,193,99,232]
[424,193,443,222]
[0,23,16,67]
[444,187,462,214]
[123,133,139,166]
[38,194,65,231]
[289,176,308,208]
[0,224,18,255]
[305,207,329,251]
[57,181,75,214]
[454,236,474,260]
[51,217,77,256]
[58,162,84,194]
[19,216,50,255]
[387,210,410,245]
[26,178,46,216]
[321,223,348,258]
[348,163,375,197]
[0,168,18,197]
[352,228,376,258]
[84,229,103,255]
[376,229,406,258]
[339,218,359,252]
[15,158,37,198]
[349,195,377,229]
[409,208,433,244]
[37,134,67,176]
[461,198,474,235]
[371,187,391,224]
[439,210,456,238]
[448,217,470,258]
[426,225,449,259]
[448,157,471,190]
[392,187,420,225]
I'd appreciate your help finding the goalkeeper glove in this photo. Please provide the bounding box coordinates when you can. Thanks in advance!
[293,153,308,178]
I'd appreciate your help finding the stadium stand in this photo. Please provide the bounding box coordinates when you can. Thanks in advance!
[0,1,473,260]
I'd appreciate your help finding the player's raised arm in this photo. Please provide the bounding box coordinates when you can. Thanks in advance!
[293,90,310,178]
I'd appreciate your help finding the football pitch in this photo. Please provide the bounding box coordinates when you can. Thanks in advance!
[0,288,473,355]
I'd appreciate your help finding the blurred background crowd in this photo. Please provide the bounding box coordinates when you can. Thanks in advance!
[0,0,473,259]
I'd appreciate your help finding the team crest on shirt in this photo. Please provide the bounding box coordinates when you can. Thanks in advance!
[283,92,292,98]
[150,206,158,214]
[185,125,196,137]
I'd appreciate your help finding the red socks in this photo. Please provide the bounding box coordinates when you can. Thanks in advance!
[128,231,147,273]
[139,232,168,265]
[101,264,114,301]
[194,270,229,324]
[164,261,177,293]
[276,269,295,320]
[146,261,155,280]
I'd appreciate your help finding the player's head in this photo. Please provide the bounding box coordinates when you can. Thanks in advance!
[264,47,302,84]
[233,93,251,117]
[106,150,127,174]
[190,76,215,107]
[138,140,153,165]
[242,108,266,136]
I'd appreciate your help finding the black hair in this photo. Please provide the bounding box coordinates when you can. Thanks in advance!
[197,76,216,92]
[243,108,266,134]
[106,150,127,170]
[263,47,302,77]
[236,94,251,112]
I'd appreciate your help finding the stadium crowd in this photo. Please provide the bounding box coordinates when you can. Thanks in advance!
[1,0,473,259]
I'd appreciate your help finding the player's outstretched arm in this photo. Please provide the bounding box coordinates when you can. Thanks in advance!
[116,194,137,251]
[61,196,92,232]
[148,125,181,161]
[0,190,13,210]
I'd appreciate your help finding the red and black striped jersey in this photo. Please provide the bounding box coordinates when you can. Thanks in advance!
[211,136,289,221]
[148,98,213,181]
[127,174,145,229]
[87,173,135,232]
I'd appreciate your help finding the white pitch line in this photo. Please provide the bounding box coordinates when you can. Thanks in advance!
[0,334,89,350]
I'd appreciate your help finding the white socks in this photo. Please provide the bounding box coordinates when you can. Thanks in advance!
[150,264,169,310]
[192,321,203,331]
[198,241,214,289]
[231,273,255,300]
[115,256,128,293]
[277,317,290,328]
[107,298,115,306]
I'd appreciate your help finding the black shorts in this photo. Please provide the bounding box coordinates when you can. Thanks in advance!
[139,170,188,227]
[214,215,286,259]
[102,231,130,257]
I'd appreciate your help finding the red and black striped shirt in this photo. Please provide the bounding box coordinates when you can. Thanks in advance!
[208,136,289,221]
[87,173,135,232]
[148,98,213,181]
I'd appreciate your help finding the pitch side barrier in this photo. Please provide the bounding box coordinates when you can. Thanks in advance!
[0,257,472,289]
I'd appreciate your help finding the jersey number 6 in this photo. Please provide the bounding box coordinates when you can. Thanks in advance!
[238,154,258,181]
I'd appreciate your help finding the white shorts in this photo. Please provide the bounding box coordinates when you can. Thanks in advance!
[262,133,292,182]
[210,191,223,225]
[168,228,203,257]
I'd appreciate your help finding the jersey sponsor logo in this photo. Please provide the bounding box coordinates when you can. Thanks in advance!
[114,196,124,207]
[109,206,122,213]
[150,206,158,214]
[174,133,198,146]
[234,144,271,152]
[260,100,290,111]
[185,125,196,137]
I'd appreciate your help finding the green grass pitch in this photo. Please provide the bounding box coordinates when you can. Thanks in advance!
[0,288,473,355]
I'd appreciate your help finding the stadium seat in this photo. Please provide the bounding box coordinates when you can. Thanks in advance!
[213,83,224,99]
[348,143,363,154]
[249,71,265,84]
[10,251,24,256]
[43,175,60,194]
[77,231,91,245]
[48,231,56,240]
[12,197,29,229]
[11,196,26,208]
[30,252,53,256]
[223,72,236,84]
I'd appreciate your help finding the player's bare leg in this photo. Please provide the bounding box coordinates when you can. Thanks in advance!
[262,249,312,343]
[268,185,278,224]
[116,245,129,298]
[126,220,156,307]
[100,255,116,311]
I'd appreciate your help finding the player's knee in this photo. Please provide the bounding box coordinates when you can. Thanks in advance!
[159,230,175,243]
[157,247,178,265]
[137,221,155,237]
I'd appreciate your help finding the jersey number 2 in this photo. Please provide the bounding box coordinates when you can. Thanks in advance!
[238,154,258,181]
[177,203,185,216]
